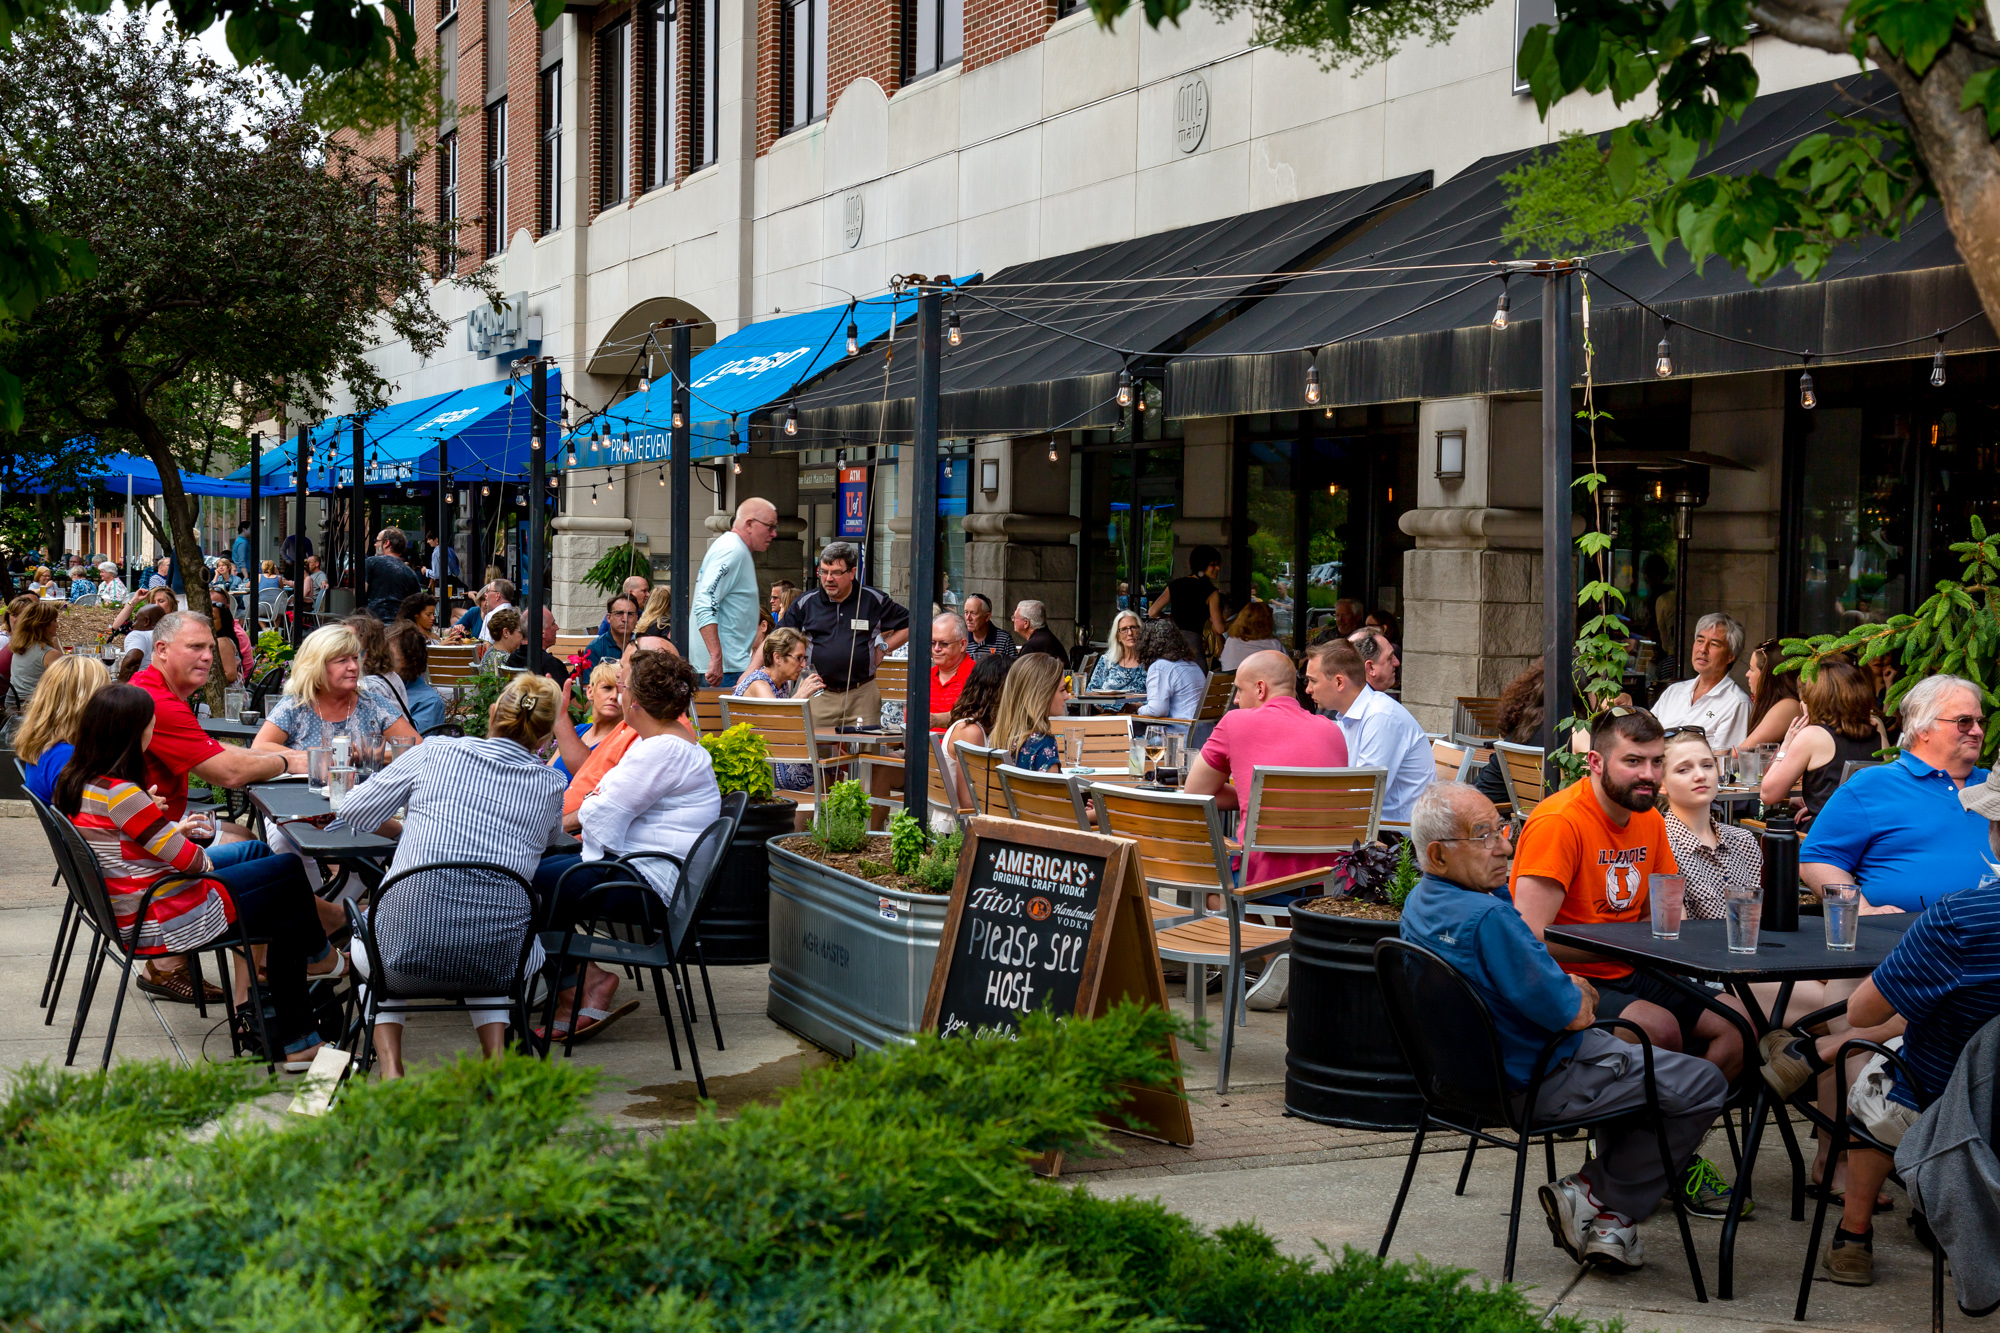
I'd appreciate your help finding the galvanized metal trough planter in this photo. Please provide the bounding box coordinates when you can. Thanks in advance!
[766,833,953,1058]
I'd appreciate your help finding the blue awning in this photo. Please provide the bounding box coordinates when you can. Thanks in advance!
[229,373,561,493]
[11,449,250,498]
[558,286,972,468]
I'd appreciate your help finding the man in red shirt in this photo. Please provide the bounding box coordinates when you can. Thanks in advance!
[924,612,975,731]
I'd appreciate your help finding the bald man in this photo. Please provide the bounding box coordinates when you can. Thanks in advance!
[691,496,778,686]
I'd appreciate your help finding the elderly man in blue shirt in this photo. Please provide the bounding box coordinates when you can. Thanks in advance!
[1800,673,1991,913]
[1400,781,1728,1272]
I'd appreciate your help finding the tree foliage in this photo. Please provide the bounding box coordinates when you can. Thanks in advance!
[1501,130,1670,259]
[0,13,492,621]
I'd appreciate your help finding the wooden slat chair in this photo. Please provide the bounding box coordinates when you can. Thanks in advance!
[1241,767,1385,876]
[719,696,840,816]
[1092,784,1329,1094]
[552,634,594,660]
[1074,651,1099,688]
[426,644,481,688]
[1197,671,1235,721]
[1047,714,1132,771]
[1431,738,1480,784]
[1493,740,1548,822]
[996,763,1091,831]
[1453,696,1506,746]
[875,655,908,712]
[951,739,1007,817]
[862,732,967,831]
[688,687,734,736]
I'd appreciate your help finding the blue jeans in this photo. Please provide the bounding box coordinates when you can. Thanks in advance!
[206,839,330,1054]
[533,853,657,987]
[718,671,741,688]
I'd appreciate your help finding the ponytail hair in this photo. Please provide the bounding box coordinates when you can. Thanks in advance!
[488,672,561,750]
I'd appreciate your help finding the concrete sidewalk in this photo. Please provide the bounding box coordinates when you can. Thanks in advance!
[0,818,1946,1330]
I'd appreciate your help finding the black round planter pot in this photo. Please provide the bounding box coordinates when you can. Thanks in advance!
[696,796,796,966]
[1284,897,1422,1130]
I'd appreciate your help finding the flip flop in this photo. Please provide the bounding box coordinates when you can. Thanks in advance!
[563,999,640,1045]
[305,951,351,985]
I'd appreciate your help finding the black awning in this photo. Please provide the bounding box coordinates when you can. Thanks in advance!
[1168,71,1996,419]
[788,172,1431,442]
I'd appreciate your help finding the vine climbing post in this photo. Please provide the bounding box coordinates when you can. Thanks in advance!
[1565,271,1633,780]
[671,321,692,653]
[1540,262,1576,758]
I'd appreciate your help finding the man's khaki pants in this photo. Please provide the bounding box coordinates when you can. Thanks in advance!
[809,678,881,731]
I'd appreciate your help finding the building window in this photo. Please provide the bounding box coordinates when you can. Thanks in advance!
[642,0,675,189]
[438,131,459,268]
[902,0,962,83]
[780,0,827,132]
[438,16,458,110]
[689,0,718,169]
[484,99,508,254]
[540,62,563,232]
[597,18,630,210]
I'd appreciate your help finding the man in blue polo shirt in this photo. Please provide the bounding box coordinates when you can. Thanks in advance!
[1400,782,1728,1273]
[1800,673,1991,913]
[1765,764,2000,1285]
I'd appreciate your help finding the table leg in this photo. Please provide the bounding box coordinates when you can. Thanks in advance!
[1717,1083,1769,1300]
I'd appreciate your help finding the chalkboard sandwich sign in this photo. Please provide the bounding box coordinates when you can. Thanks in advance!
[922,816,1193,1155]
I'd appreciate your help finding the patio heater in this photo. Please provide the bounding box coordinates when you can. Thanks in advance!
[1668,470,1710,679]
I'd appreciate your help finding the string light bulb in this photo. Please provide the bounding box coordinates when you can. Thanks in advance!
[1305,363,1322,406]
[1799,360,1817,411]
[733,458,742,475]
[784,402,798,436]
[1048,440,1058,463]
[672,407,684,429]
[944,458,952,478]
[1116,367,1133,407]
[1655,323,1674,379]
[846,320,860,357]
[591,486,598,505]
[1932,339,1947,388]
[566,443,577,467]
[947,307,962,348]
[1491,278,1510,330]
[638,373,651,394]
[482,483,491,497]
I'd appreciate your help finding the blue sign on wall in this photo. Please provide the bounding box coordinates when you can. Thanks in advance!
[837,466,868,537]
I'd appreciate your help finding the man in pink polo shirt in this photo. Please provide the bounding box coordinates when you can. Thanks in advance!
[1185,649,1350,1010]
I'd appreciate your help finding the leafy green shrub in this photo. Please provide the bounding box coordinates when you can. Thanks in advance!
[450,663,510,738]
[914,827,964,894]
[0,1007,1619,1333]
[253,628,293,668]
[812,777,871,853]
[1385,841,1420,912]
[581,540,645,597]
[889,811,925,874]
[701,721,775,801]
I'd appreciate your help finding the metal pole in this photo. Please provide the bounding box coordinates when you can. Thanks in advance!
[124,472,133,587]
[671,323,692,652]
[293,422,310,649]
[436,460,450,612]
[529,357,550,658]
[1541,267,1575,755]
[247,432,261,642]
[352,418,367,617]
[904,280,942,821]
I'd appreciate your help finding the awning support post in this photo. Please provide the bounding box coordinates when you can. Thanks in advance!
[353,417,367,616]
[671,323,692,653]
[1540,265,1575,757]
[530,356,551,656]
[904,278,942,823]
[294,423,310,649]
[247,433,260,642]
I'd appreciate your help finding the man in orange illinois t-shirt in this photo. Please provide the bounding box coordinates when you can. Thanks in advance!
[1510,708,1745,1084]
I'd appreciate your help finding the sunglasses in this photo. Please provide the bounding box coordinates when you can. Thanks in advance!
[1660,725,1708,741]
[1939,713,1987,735]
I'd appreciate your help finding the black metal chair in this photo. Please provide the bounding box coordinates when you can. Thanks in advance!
[1373,937,1708,1297]
[31,794,275,1070]
[1763,1004,1945,1328]
[248,664,288,717]
[539,805,742,1098]
[17,760,76,1015]
[420,721,465,738]
[344,860,550,1075]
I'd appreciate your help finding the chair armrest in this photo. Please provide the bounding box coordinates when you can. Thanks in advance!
[1235,865,1333,899]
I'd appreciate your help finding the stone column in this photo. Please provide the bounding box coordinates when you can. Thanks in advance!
[962,434,1083,647]
[551,514,631,633]
[1397,396,1547,733]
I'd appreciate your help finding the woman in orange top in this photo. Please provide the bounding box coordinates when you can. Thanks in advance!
[56,684,345,1066]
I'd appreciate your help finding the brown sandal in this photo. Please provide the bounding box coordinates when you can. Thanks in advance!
[138,967,225,1005]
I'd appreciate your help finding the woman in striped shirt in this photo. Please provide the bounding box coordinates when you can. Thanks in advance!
[55,685,344,1067]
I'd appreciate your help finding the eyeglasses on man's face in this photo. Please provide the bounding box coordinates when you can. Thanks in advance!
[1940,713,1987,735]
[1433,825,1512,849]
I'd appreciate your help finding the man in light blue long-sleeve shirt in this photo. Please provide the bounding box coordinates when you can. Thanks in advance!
[690,496,777,686]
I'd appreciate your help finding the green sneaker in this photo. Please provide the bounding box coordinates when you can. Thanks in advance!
[1678,1155,1752,1220]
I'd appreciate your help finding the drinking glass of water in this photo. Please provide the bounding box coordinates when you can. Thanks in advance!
[326,765,357,813]
[223,688,246,722]
[1822,883,1861,952]
[307,745,331,792]
[1725,882,1764,954]
[1649,873,1685,940]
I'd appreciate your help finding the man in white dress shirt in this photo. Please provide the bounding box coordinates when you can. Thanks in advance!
[1650,611,1752,753]
[1305,636,1432,824]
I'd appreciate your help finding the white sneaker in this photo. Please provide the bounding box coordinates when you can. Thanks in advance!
[1583,1218,1646,1272]
[1537,1174,1592,1263]
[1245,955,1289,1010]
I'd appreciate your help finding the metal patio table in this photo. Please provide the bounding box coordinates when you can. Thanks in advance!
[1545,915,1913,1299]
[200,716,265,743]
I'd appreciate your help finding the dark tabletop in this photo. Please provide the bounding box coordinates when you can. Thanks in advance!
[1546,916,1913,983]
[280,819,398,859]
[249,782,332,821]
[251,782,580,854]
[201,717,264,741]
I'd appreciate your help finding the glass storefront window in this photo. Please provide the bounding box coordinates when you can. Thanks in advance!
[1078,444,1183,646]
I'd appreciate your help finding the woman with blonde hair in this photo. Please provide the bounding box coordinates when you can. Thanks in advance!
[251,622,420,758]
[554,660,626,779]
[1087,608,1147,694]
[1219,600,1284,671]
[991,652,1071,772]
[632,586,680,654]
[339,671,572,1077]
[4,598,63,743]
[17,651,109,802]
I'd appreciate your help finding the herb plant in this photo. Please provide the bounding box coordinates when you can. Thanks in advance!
[811,778,871,854]
[914,828,964,894]
[700,722,775,802]
[889,811,926,874]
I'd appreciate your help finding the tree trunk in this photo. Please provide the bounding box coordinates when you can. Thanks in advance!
[1879,42,2000,343]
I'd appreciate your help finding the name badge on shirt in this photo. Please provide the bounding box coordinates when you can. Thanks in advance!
[851,617,870,631]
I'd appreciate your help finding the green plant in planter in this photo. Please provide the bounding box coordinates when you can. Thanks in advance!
[914,828,964,894]
[889,811,926,874]
[700,722,775,802]
[450,667,510,739]
[581,542,645,597]
[812,778,871,854]
[253,628,294,669]
[1384,841,1419,912]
